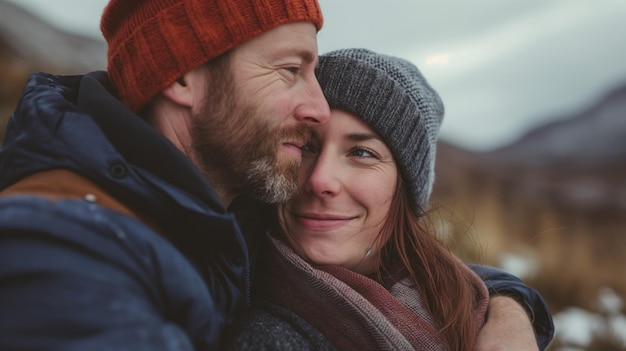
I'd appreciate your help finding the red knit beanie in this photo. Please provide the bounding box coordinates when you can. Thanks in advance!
[101,0,324,112]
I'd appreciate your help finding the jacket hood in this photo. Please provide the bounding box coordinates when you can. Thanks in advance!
[0,71,254,335]
[0,71,242,248]
[3,71,221,203]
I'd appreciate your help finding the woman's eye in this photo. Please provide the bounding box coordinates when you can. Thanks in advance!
[301,143,317,154]
[350,147,378,159]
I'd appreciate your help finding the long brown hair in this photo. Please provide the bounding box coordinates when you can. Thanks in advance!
[370,175,484,351]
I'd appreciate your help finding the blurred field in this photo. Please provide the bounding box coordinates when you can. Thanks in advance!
[430,141,626,350]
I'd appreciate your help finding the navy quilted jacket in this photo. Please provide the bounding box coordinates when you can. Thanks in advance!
[0,72,250,350]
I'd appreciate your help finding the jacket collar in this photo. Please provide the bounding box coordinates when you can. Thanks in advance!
[77,71,226,214]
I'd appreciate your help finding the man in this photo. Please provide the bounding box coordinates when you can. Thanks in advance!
[0,0,552,350]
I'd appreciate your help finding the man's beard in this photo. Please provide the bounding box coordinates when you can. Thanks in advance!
[244,124,310,203]
[190,66,309,204]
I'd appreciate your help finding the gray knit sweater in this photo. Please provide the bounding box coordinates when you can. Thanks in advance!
[222,302,337,351]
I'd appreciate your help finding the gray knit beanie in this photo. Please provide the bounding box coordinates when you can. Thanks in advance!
[316,48,444,213]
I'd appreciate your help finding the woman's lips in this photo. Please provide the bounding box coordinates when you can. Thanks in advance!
[292,213,355,231]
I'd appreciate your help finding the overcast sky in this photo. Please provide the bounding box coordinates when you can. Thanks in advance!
[7,0,626,150]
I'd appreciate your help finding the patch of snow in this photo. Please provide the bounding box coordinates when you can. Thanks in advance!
[610,314,626,345]
[553,288,626,348]
[597,287,624,313]
[499,251,538,279]
[554,307,602,346]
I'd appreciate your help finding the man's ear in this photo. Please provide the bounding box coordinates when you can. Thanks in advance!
[161,68,204,107]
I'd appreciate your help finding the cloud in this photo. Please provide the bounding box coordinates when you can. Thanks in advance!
[397,1,626,149]
[8,0,626,150]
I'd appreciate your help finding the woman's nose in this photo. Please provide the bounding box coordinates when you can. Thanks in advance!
[303,153,341,197]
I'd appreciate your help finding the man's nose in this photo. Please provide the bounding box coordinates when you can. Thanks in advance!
[295,78,330,126]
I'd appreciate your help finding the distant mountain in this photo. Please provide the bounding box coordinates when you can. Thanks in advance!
[434,81,626,211]
[0,0,107,140]
[483,83,626,170]
[0,0,106,72]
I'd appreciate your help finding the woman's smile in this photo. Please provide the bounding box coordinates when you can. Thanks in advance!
[290,211,356,231]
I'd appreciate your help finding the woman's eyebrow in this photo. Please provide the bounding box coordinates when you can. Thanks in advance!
[346,133,382,142]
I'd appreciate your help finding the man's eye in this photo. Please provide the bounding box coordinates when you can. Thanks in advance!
[284,66,300,74]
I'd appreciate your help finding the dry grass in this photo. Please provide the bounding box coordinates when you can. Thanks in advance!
[429,189,626,350]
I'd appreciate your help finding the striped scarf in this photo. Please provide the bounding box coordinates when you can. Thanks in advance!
[259,236,488,350]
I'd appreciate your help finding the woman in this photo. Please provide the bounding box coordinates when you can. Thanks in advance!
[223,49,518,350]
